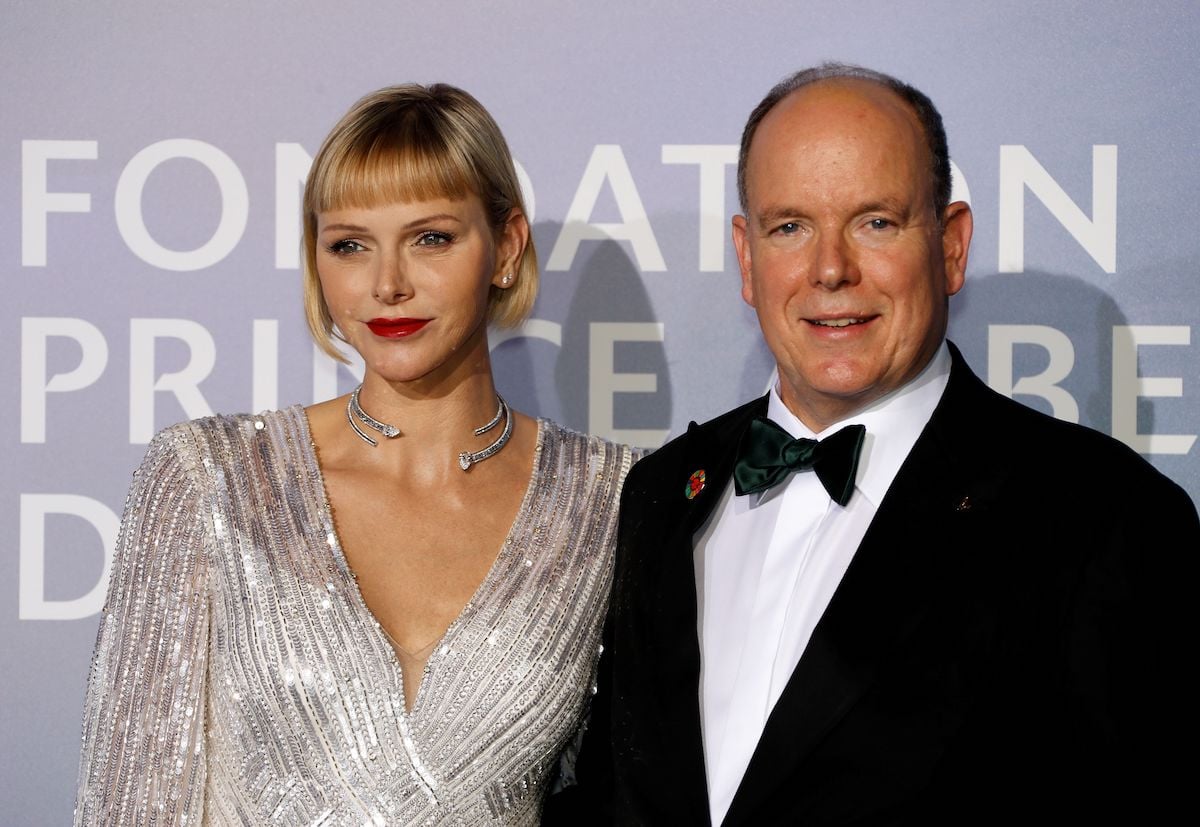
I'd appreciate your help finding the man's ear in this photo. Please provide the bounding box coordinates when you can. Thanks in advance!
[732,214,755,307]
[941,201,972,296]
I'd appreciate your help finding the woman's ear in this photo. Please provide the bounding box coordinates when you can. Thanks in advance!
[492,208,530,288]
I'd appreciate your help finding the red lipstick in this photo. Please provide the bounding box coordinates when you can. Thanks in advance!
[366,318,430,338]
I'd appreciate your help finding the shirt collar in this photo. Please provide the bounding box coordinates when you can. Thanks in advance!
[765,341,952,508]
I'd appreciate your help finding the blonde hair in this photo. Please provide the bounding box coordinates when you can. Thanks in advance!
[302,83,538,361]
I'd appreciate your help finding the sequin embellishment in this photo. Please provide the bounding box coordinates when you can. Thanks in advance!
[74,408,640,826]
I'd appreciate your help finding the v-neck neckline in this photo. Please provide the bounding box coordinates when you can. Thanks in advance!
[291,404,547,717]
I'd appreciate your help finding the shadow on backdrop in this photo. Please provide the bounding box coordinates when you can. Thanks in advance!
[489,220,564,424]
[490,222,670,450]
[556,232,669,448]
[951,269,1136,439]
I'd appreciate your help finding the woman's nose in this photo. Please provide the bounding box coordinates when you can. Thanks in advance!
[373,254,410,303]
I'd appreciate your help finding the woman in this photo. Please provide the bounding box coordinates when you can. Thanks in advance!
[75,84,638,825]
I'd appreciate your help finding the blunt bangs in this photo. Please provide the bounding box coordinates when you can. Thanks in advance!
[308,114,479,215]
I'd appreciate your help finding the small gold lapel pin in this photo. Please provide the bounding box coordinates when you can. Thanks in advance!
[954,495,972,512]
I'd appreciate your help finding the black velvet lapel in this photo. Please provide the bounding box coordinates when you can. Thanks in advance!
[647,397,769,823]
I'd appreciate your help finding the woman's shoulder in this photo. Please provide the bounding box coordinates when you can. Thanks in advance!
[145,406,309,472]
[537,419,651,473]
[157,404,304,439]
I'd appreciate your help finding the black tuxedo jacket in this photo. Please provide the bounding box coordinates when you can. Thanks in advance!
[550,343,1199,826]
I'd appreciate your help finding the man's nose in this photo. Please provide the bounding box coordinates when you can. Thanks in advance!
[811,230,859,289]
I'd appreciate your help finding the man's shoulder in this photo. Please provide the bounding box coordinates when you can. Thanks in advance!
[629,396,765,479]
[1015,397,1187,501]
[960,367,1138,464]
[946,352,1193,508]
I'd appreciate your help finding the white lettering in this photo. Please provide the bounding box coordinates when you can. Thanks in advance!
[588,322,668,446]
[21,317,109,443]
[19,494,118,620]
[115,139,249,271]
[129,319,216,443]
[662,145,738,271]
[22,140,98,267]
[1111,325,1195,455]
[546,145,666,272]
[998,144,1117,274]
[489,318,563,350]
[252,319,278,413]
[987,324,1079,422]
[513,158,536,224]
[274,142,312,269]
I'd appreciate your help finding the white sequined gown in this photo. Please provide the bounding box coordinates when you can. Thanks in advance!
[74,408,637,825]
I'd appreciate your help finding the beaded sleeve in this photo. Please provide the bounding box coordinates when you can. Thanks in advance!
[74,427,210,826]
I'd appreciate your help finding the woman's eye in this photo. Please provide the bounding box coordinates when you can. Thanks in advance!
[415,231,454,247]
[327,239,365,255]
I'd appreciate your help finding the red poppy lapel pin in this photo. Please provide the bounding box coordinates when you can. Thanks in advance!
[685,469,706,500]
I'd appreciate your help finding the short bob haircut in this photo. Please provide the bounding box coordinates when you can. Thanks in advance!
[302,83,538,362]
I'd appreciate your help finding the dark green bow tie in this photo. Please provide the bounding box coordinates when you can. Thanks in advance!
[733,418,866,506]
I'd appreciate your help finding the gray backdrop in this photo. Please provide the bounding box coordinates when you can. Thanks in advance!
[4,1,1198,821]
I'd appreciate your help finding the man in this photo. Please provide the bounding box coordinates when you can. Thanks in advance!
[554,63,1199,825]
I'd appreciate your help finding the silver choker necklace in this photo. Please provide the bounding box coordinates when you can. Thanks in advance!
[346,385,513,471]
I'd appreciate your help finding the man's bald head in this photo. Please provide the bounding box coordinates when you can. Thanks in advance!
[737,63,951,224]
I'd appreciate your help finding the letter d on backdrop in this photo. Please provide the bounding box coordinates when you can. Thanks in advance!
[19,494,118,620]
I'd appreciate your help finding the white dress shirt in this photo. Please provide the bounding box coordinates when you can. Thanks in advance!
[693,343,952,825]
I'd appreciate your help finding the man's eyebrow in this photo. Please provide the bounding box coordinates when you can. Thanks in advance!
[857,198,910,216]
